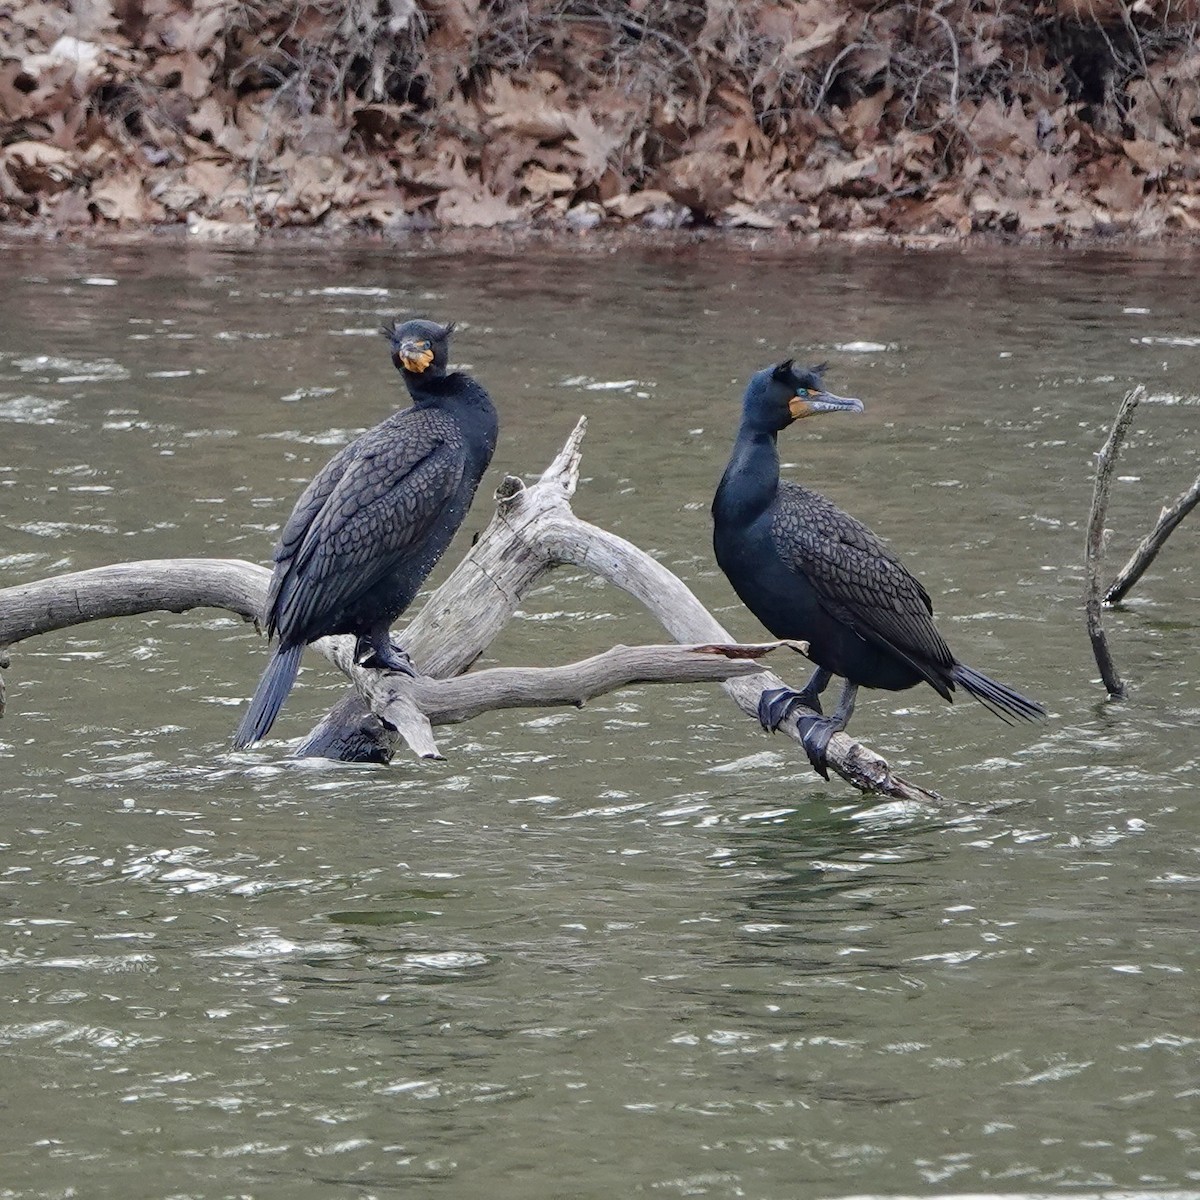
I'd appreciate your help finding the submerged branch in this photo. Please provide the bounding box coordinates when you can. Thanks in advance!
[1085,386,1143,699]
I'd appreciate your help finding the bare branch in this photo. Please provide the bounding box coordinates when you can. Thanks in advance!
[1105,471,1200,605]
[0,559,268,646]
[313,637,810,759]
[1085,386,1144,699]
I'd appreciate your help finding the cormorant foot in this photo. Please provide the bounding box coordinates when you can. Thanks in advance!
[354,636,417,676]
[757,686,803,732]
[796,716,837,780]
[757,684,827,732]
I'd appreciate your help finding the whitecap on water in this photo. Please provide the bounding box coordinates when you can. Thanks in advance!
[400,950,490,971]
[313,285,390,297]
[14,354,129,382]
[280,386,338,403]
[557,374,656,392]
[1134,334,1200,347]
[0,395,68,422]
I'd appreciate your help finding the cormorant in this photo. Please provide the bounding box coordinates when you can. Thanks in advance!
[232,318,499,749]
[712,360,1045,778]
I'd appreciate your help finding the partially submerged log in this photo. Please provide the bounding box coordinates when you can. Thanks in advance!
[1085,387,1142,699]
[0,419,941,804]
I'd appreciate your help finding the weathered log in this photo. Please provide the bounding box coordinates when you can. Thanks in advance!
[0,558,268,644]
[1085,387,1143,699]
[0,418,942,803]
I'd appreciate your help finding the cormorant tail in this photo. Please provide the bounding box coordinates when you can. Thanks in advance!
[952,663,1046,725]
[232,642,304,749]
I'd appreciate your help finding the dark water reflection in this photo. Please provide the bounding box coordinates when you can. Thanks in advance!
[1,240,1198,1197]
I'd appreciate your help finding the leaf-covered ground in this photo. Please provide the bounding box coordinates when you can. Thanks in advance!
[2,0,1198,243]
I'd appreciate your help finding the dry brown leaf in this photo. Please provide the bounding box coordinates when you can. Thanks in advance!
[603,190,676,219]
[436,188,528,228]
[522,165,575,199]
[1123,139,1178,176]
[783,17,846,62]
[184,156,236,199]
[483,76,571,140]
[658,149,733,213]
[1094,159,1145,215]
[822,152,885,191]
[147,50,212,101]
[722,202,781,229]
[563,108,623,183]
[91,170,158,222]
[1,141,79,194]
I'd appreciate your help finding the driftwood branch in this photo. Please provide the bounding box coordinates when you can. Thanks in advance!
[0,558,268,644]
[1105,471,1200,605]
[314,637,809,761]
[1085,387,1143,699]
[1,417,942,804]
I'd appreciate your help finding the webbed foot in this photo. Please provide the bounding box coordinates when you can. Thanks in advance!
[797,715,838,780]
[757,687,803,732]
[354,635,417,676]
[757,681,828,732]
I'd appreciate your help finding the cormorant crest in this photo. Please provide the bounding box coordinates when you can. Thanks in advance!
[771,360,826,387]
[379,317,457,342]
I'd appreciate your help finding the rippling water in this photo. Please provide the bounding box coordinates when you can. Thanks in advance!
[1,241,1198,1198]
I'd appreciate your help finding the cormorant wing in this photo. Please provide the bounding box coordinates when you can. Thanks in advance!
[272,438,363,568]
[268,409,466,640]
[772,482,955,685]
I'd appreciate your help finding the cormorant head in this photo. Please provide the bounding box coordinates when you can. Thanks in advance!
[381,317,456,377]
[742,360,864,431]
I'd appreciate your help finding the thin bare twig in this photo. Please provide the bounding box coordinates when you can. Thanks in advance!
[1085,386,1144,699]
[1105,471,1200,604]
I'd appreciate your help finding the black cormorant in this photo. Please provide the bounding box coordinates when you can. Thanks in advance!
[233,318,499,749]
[712,360,1045,778]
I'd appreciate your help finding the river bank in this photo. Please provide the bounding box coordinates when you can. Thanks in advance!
[3,1,1198,246]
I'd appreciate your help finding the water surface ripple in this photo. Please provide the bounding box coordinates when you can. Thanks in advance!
[1,244,1197,1198]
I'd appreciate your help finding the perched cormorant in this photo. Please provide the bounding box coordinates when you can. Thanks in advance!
[232,318,499,749]
[712,360,1045,778]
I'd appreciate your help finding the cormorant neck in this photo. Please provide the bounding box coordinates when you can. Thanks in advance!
[402,369,457,403]
[715,422,781,521]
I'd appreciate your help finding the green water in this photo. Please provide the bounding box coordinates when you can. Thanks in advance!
[1,241,1198,1199]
